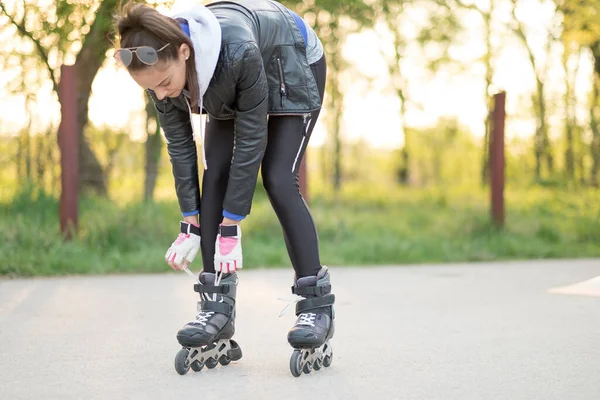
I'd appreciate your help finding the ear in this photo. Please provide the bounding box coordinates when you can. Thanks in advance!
[179,43,190,61]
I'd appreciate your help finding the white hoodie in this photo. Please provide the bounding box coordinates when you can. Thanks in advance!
[167,4,222,170]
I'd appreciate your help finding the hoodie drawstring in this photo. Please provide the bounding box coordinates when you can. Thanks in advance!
[185,96,207,170]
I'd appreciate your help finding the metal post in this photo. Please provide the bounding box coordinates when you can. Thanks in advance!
[489,91,506,228]
[58,65,79,240]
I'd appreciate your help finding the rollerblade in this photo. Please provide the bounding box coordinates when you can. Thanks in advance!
[174,271,242,375]
[287,266,335,377]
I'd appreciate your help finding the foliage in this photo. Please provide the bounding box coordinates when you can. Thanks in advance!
[2,180,600,277]
[559,0,600,49]
[3,1,600,276]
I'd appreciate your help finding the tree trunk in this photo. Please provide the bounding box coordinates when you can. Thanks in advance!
[25,107,32,182]
[533,75,551,181]
[331,62,342,191]
[511,1,553,181]
[589,42,600,186]
[482,100,490,185]
[380,2,410,186]
[16,129,22,180]
[565,123,575,180]
[481,3,494,186]
[47,127,58,195]
[144,94,162,201]
[591,77,600,186]
[73,0,129,196]
[327,25,343,192]
[578,139,586,185]
[563,49,575,181]
[396,90,410,185]
[36,131,44,186]
[538,81,553,174]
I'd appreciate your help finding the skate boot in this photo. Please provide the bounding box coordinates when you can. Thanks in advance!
[287,266,335,377]
[173,271,242,375]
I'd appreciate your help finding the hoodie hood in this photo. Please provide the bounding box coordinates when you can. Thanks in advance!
[166,4,222,171]
[169,4,222,99]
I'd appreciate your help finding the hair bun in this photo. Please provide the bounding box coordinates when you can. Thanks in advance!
[115,3,152,37]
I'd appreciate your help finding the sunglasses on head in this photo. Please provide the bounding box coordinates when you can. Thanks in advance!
[114,43,170,67]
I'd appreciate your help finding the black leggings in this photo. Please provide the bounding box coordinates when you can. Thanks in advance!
[199,55,327,278]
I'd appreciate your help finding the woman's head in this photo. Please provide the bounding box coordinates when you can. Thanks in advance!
[113,3,198,107]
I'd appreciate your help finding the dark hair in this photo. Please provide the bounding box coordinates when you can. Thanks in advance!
[113,2,199,112]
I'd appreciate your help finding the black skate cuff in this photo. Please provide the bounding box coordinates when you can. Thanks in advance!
[180,221,200,236]
[296,294,335,314]
[292,284,331,296]
[194,283,230,294]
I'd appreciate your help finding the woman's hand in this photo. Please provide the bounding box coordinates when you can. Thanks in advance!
[165,221,201,270]
[214,223,243,273]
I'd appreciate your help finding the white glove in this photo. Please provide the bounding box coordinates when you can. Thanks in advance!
[165,222,201,270]
[214,224,243,273]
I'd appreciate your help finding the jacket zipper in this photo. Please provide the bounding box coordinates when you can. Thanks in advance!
[276,57,287,106]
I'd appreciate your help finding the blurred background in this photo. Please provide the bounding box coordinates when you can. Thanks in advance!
[1,0,599,277]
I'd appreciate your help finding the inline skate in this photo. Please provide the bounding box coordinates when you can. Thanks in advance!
[287,266,335,377]
[174,271,242,375]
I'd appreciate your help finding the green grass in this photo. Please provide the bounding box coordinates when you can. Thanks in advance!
[2,183,600,277]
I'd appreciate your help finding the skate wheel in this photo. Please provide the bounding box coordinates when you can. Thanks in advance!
[228,340,243,361]
[190,360,204,372]
[313,357,322,370]
[219,355,231,366]
[323,352,332,368]
[205,357,218,369]
[289,350,303,377]
[174,348,190,375]
[302,361,313,374]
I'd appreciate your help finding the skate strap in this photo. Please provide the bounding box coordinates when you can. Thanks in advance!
[291,284,331,296]
[202,301,232,315]
[194,283,230,294]
[296,294,335,314]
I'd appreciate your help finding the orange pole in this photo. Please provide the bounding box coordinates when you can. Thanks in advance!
[58,65,79,240]
[490,91,506,228]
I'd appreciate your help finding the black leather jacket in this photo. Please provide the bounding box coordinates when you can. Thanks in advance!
[149,0,322,217]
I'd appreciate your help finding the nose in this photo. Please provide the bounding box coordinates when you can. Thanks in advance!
[155,88,169,100]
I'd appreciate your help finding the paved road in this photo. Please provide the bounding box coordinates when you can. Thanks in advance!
[1,260,599,400]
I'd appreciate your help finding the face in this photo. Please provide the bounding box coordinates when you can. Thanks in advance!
[129,43,189,100]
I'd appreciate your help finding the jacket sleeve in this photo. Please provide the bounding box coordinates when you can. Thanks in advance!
[146,90,200,215]
[223,42,269,217]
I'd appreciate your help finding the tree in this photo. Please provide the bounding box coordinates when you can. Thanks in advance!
[559,0,600,185]
[144,93,162,201]
[285,0,375,191]
[436,0,498,185]
[375,0,412,184]
[403,0,464,185]
[510,0,559,181]
[0,1,127,195]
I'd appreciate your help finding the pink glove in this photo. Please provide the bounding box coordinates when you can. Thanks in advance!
[214,224,243,273]
[165,222,201,270]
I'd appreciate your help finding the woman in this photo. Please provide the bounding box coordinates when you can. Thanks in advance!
[113,0,335,374]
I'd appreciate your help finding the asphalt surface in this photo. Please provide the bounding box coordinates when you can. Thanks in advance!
[1,259,599,400]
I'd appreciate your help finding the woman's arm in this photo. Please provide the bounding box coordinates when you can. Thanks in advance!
[147,90,201,219]
[221,42,269,219]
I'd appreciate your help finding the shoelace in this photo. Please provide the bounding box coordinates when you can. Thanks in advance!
[195,311,215,326]
[277,294,305,317]
[297,312,316,327]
